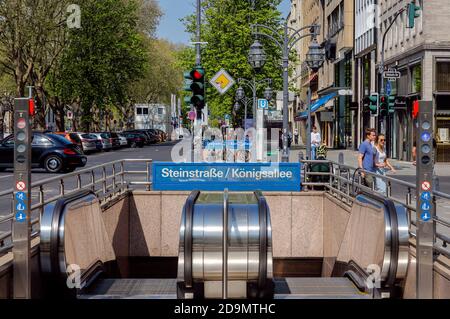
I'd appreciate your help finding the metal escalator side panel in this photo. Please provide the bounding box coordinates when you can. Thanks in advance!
[393,204,410,281]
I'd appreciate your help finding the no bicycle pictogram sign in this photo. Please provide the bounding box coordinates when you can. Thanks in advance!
[16,181,26,191]
[421,181,431,191]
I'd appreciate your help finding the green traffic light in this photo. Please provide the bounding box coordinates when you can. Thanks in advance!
[407,1,421,28]
[367,93,379,115]
[388,95,396,114]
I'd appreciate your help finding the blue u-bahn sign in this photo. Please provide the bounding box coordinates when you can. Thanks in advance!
[152,162,301,191]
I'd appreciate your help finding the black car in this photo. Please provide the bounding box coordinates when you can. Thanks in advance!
[124,130,157,145]
[124,133,145,148]
[0,133,87,173]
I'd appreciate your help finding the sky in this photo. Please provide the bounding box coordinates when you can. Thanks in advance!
[156,0,291,44]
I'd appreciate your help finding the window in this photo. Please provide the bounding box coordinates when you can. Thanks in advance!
[158,108,164,115]
[136,107,143,115]
[411,64,422,93]
[32,135,52,146]
[436,62,450,92]
[143,108,149,115]
[3,137,14,146]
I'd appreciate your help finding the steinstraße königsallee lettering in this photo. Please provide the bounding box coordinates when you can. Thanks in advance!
[152,162,301,191]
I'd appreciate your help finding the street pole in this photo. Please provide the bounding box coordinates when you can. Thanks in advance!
[281,23,289,162]
[196,0,201,66]
[306,88,312,160]
[379,8,404,153]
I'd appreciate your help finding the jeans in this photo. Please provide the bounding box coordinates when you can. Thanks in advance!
[311,144,317,160]
[375,168,387,194]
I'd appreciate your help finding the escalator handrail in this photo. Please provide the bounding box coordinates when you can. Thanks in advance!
[254,190,268,291]
[184,190,200,289]
[48,189,94,276]
[355,193,400,287]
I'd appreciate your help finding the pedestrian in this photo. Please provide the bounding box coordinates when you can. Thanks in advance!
[374,134,396,194]
[294,128,299,145]
[358,128,377,188]
[311,126,321,160]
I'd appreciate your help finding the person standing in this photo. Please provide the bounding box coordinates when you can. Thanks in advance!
[311,126,321,160]
[374,134,396,194]
[294,128,299,145]
[358,128,377,188]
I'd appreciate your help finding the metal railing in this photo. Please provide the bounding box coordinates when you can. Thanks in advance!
[301,159,450,260]
[0,159,153,257]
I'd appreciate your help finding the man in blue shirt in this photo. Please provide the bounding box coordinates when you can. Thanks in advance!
[358,128,377,188]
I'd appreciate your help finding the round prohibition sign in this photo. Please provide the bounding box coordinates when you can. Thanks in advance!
[16,181,26,191]
[421,181,431,191]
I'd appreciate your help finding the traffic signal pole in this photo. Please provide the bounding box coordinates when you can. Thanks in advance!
[196,0,201,66]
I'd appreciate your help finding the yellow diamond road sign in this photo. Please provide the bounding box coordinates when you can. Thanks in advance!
[210,69,235,95]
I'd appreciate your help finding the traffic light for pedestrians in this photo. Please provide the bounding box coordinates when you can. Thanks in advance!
[406,1,421,28]
[379,94,388,117]
[190,67,206,118]
[388,95,396,114]
[368,93,379,115]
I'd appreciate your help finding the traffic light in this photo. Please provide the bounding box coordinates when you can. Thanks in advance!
[183,71,193,106]
[368,93,379,115]
[388,95,396,114]
[406,1,421,28]
[190,66,206,119]
[379,94,388,117]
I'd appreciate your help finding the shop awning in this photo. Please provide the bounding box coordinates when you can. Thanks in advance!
[295,92,337,120]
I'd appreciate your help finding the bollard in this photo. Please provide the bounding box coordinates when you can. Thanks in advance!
[432,175,440,192]
[338,152,344,165]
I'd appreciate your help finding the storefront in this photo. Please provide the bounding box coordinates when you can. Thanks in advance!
[435,59,450,162]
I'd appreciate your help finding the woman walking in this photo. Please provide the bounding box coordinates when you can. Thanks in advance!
[374,134,396,194]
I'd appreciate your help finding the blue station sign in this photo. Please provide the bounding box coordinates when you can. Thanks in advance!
[152,162,301,191]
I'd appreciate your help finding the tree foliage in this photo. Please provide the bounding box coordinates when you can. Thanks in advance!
[180,0,285,125]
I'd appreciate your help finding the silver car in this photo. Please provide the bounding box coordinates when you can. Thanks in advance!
[117,133,128,147]
[75,133,100,153]
[91,133,112,151]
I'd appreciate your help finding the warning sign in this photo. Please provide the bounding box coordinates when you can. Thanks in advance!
[210,69,235,95]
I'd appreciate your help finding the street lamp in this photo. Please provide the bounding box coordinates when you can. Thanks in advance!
[305,37,325,160]
[251,22,320,162]
[236,86,245,100]
[248,39,267,72]
[305,38,325,72]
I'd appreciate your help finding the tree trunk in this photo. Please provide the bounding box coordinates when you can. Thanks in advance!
[34,84,47,130]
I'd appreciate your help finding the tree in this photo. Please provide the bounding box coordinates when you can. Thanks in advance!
[50,0,148,131]
[180,0,285,125]
[0,0,73,129]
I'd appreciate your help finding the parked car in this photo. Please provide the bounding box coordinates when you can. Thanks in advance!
[0,132,87,173]
[90,133,113,151]
[124,130,157,145]
[97,132,121,149]
[117,133,128,147]
[124,132,145,148]
[63,132,101,154]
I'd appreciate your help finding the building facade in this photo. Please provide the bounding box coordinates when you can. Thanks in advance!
[378,0,450,162]
[134,103,170,133]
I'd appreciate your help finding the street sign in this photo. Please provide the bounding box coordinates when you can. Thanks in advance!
[224,114,230,120]
[383,69,400,79]
[258,99,269,109]
[67,110,73,120]
[385,81,392,95]
[210,69,235,95]
[421,181,431,191]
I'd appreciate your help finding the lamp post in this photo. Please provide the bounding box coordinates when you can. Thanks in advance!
[236,78,272,127]
[305,37,325,160]
[251,23,320,162]
[234,96,253,128]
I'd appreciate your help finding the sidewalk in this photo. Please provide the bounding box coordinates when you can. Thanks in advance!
[289,148,450,177]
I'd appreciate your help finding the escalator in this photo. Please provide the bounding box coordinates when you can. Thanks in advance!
[39,189,409,299]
